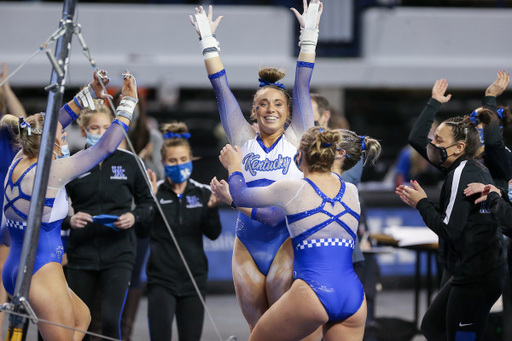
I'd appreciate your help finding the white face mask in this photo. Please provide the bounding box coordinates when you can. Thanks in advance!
[86,131,102,147]
[54,142,70,159]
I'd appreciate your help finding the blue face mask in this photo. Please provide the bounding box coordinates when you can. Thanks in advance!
[54,143,70,159]
[164,161,193,184]
[477,128,485,147]
[86,131,102,147]
[508,182,512,202]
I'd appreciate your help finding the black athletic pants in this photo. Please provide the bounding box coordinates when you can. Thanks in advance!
[67,267,132,341]
[421,276,505,341]
[147,285,205,341]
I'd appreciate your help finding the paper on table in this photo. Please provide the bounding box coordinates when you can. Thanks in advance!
[383,226,438,246]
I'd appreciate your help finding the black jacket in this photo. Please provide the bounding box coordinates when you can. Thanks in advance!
[409,96,512,274]
[488,190,512,237]
[416,156,506,286]
[409,97,512,187]
[146,178,222,296]
[62,149,155,270]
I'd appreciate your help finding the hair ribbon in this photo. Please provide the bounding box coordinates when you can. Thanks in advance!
[19,117,32,136]
[164,132,191,140]
[470,111,478,126]
[359,135,367,151]
[258,78,285,90]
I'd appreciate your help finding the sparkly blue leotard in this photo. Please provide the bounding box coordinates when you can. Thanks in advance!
[3,159,65,295]
[1,107,128,295]
[228,171,365,321]
[209,62,315,276]
[288,177,365,321]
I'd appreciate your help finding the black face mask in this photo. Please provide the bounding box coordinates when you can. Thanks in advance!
[426,142,457,166]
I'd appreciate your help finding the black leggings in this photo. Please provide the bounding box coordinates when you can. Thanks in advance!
[421,276,505,341]
[67,267,132,341]
[147,285,205,341]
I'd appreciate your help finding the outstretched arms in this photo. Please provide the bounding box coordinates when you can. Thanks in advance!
[50,71,137,188]
[288,0,323,143]
[190,6,254,147]
[0,63,26,118]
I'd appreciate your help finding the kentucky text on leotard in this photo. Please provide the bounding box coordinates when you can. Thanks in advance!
[209,61,315,275]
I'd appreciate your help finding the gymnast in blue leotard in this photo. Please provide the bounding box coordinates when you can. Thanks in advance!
[219,126,381,341]
[190,1,322,329]
[0,70,137,341]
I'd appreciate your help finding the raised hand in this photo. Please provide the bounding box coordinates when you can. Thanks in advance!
[432,79,452,103]
[90,69,112,100]
[1,63,10,90]
[147,169,158,195]
[189,5,224,37]
[485,70,510,97]
[121,69,137,100]
[291,0,324,29]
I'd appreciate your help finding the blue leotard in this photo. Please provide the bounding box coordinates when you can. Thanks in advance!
[228,171,365,321]
[2,159,66,295]
[288,177,364,321]
[209,62,315,275]
[1,107,129,295]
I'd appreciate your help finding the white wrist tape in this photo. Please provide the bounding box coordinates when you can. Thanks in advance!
[195,10,220,59]
[299,28,319,53]
[305,2,319,30]
[117,96,138,121]
[201,35,220,59]
[75,84,96,110]
[299,1,320,53]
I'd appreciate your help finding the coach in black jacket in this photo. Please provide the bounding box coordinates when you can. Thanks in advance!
[146,122,222,341]
[62,106,155,341]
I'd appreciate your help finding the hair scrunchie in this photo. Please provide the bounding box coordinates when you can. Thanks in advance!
[164,132,191,140]
[258,78,285,90]
[359,135,367,151]
[19,117,32,136]
[497,108,504,119]
[470,111,479,126]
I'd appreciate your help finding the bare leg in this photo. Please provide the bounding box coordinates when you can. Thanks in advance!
[323,296,367,341]
[249,280,329,341]
[69,289,91,341]
[265,238,293,306]
[232,237,269,331]
[0,245,9,341]
[29,263,90,341]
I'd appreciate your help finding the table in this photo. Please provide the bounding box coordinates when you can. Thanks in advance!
[371,233,438,327]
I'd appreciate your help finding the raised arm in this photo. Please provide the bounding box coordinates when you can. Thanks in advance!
[482,71,512,182]
[1,63,26,118]
[49,71,136,187]
[59,69,112,129]
[190,6,254,147]
[409,79,451,171]
[287,0,323,142]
